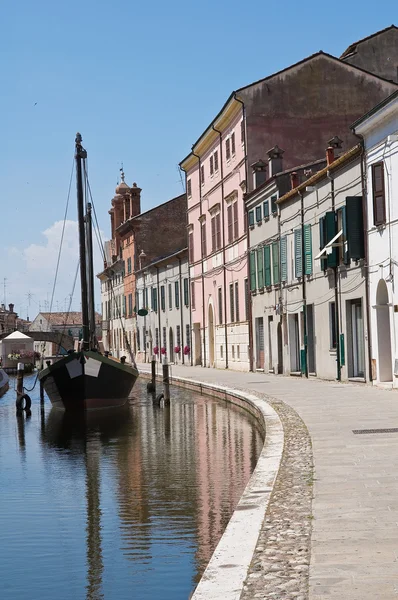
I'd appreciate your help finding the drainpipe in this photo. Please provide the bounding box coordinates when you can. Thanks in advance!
[353,133,373,382]
[212,125,228,369]
[156,266,161,362]
[234,93,253,371]
[192,149,206,367]
[328,171,341,381]
[299,190,308,378]
[178,255,184,365]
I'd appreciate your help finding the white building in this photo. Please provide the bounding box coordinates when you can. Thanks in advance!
[352,90,398,386]
[0,331,34,369]
[134,250,191,364]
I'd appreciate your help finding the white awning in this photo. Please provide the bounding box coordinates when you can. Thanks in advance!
[315,229,343,260]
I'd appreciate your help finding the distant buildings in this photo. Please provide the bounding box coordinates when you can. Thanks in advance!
[29,311,101,356]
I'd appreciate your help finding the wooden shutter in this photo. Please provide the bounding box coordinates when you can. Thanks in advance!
[249,251,257,290]
[249,210,254,226]
[227,204,233,243]
[294,229,302,278]
[216,213,221,249]
[183,279,189,306]
[256,247,264,288]
[201,222,207,256]
[264,245,271,286]
[218,287,223,324]
[187,179,192,197]
[319,216,326,272]
[210,155,214,176]
[168,283,172,309]
[304,224,312,275]
[272,241,280,284]
[263,200,269,218]
[233,202,238,239]
[160,286,165,311]
[256,206,262,222]
[175,281,179,308]
[271,195,277,214]
[226,138,231,160]
[189,232,194,263]
[191,282,195,310]
[372,163,386,226]
[325,211,337,268]
[346,196,364,260]
[231,132,236,155]
[214,151,219,172]
[280,236,287,282]
[229,284,234,322]
[211,217,216,252]
[235,281,239,322]
[240,119,245,144]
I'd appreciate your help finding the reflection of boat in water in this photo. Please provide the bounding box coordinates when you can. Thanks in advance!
[42,406,131,600]
[0,368,9,398]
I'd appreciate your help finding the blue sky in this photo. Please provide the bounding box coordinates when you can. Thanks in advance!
[0,0,395,318]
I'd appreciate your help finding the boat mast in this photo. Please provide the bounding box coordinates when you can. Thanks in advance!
[75,133,90,351]
[86,202,97,349]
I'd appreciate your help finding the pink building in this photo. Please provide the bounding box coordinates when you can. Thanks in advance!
[180,99,249,370]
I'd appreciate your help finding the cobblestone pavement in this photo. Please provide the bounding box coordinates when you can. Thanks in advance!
[240,396,313,600]
[138,363,398,600]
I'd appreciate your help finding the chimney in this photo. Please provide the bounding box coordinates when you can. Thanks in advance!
[129,183,141,217]
[290,172,299,189]
[326,146,334,166]
[267,145,285,176]
[9,303,14,313]
[326,136,343,165]
[251,160,267,189]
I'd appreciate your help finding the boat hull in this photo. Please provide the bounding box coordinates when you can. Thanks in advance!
[0,369,9,398]
[38,351,138,411]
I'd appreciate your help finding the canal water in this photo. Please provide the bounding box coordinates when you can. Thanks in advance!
[0,375,263,600]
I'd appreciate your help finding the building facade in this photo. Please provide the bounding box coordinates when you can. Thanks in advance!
[353,90,398,386]
[0,303,17,334]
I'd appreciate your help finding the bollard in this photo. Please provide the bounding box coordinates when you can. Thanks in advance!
[162,357,170,405]
[40,380,44,403]
[16,362,24,401]
[151,356,156,392]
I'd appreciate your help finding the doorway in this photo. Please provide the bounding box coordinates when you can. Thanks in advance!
[277,321,283,374]
[376,279,392,382]
[288,313,300,373]
[350,299,365,377]
[268,316,273,372]
[307,304,316,374]
[208,304,215,367]
[255,317,264,370]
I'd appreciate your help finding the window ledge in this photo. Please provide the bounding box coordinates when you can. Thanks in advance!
[259,288,265,294]
[263,216,270,222]
[256,221,262,226]
[329,349,337,355]
[249,224,255,230]
[251,291,257,296]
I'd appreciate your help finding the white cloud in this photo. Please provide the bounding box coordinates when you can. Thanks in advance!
[0,220,105,319]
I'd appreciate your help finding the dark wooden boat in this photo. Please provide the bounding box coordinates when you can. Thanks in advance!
[39,134,138,411]
[0,368,9,398]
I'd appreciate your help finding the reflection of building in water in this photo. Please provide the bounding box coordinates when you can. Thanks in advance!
[85,436,104,600]
[193,400,262,578]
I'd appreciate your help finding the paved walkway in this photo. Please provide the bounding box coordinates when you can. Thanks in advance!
[138,362,398,599]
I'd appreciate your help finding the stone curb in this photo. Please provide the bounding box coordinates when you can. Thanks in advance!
[139,369,284,600]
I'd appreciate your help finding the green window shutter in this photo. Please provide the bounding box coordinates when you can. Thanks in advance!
[183,279,189,306]
[272,241,280,284]
[255,206,262,222]
[249,251,257,290]
[340,206,349,265]
[263,201,269,218]
[340,333,345,366]
[249,210,255,226]
[304,224,312,275]
[346,196,364,260]
[294,229,302,278]
[264,245,271,286]
[281,236,287,282]
[257,247,264,288]
[271,195,277,214]
[325,211,338,268]
[319,216,326,272]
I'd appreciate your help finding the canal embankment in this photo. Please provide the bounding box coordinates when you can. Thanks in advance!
[138,362,398,600]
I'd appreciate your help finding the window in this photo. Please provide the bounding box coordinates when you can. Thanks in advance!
[162,327,167,349]
[264,245,271,286]
[263,200,269,219]
[231,132,236,156]
[218,287,223,324]
[191,281,196,310]
[123,295,127,317]
[248,210,255,227]
[256,206,262,223]
[187,178,192,198]
[210,155,214,176]
[189,231,194,263]
[329,302,337,350]
[304,224,313,275]
[240,119,245,144]
[155,328,159,347]
[249,251,256,290]
[201,221,207,256]
[235,281,239,322]
[227,204,233,243]
[160,285,165,311]
[135,291,139,312]
[226,138,231,161]
[257,247,264,288]
[281,236,288,282]
[244,278,249,321]
[233,202,238,239]
[200,165,205,186]
[175,281,180,309]
[168,283,172,309]
[346,196,365,260]
[294,229,302,278]
[214,150,219,172]
[272,241,280,284]
[127,257,132,274]
[271,195,277,214]
[152,287,158,312]
[128,293,133,317]
[137,328,140,351]
[211,214,221,252]
[176,325,181,347]
[372,162,385,226]
[230,283,234,322]
[184,278,189,306]
[145,288,148,308]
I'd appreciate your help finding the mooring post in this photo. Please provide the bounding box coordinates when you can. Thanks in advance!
[162,356,170,404]
[16,362,24,412]
[40,380,44,403]
[151,356,156,392]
